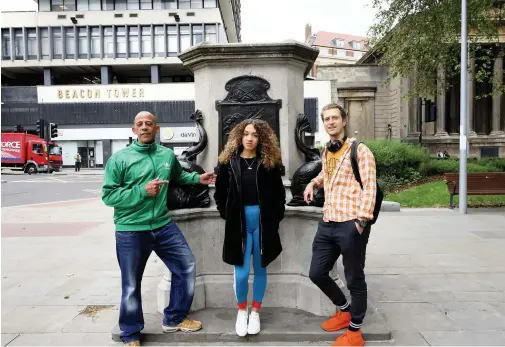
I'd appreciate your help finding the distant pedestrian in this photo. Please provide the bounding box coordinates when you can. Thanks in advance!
[74,152,81,172]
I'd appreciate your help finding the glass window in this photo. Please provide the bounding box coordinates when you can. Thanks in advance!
[39,0,51,11]
[167,25,177,55]
[65,27,75,58]
[78,27,88,58]
[204,24,216,43]
[89,0,101,9]
[179,0,190,8]
[103,27,113,57]
[128,26,139,57]
[203,0,216,7]
[141,26,151,57]
[154,25,164,57]
[116,26,126,58]
[164,0,177,8]
[153,0,162,9]
[192,24,203,45]
[64,0,76,11]
[27,29,37,60]
[77,0,89,11]
[179,25,190,52]
[140,0,151,9]
[127,0,139,9]
[52,27,63,58]
[40,28,49,59]
[191,0,202,8]
[90,26,100,57]
[2,29,11,60]
[115,0,127,9]
[102,0,114,9]
[52,0,63,11]
[14,29,23,59]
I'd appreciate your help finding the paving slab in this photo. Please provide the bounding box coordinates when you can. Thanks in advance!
[111,307,391,343]
[434,302,505,330]
[1,334,19,347]
[6,333,112,346]
[420,330,505,346]
[62,305,118,333]
[388,330,429,346]
[1,306,83,334]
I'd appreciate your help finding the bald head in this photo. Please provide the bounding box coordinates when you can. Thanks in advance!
[132,111,159,144]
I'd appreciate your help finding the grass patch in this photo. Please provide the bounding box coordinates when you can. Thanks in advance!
[385,180,505,208]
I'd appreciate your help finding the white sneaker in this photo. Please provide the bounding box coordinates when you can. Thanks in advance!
[247,311,260,335]
[235,309,248,337]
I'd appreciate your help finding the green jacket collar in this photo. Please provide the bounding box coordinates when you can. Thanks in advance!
[130,140,157,153]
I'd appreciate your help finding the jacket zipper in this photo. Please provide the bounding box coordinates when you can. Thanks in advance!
[230,161,245,254]
[148,146,156,230]
[255,164,263,255]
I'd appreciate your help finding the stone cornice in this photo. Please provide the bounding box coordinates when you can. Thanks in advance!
[178,41,319,77]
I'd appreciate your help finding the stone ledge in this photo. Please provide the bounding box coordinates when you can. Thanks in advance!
[111,307,391,343]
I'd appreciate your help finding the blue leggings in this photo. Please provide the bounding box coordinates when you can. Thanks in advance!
[234,205,267,309]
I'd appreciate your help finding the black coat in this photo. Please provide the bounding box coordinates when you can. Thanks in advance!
[214,155,286,267]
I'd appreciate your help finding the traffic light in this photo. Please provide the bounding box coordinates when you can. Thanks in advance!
[50,123,58,138]
[36,119,45,139]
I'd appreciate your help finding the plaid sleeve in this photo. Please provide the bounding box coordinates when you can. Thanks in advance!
[357,144,377,221]
[311,169,324,189]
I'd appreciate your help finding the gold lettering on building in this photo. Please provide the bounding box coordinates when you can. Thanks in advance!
[58,90,63,99]
[95,89,100,98]
[87,90,92,98]
[80,89,85,98]
[132,89,137,97]
[107,89,112,98]
[72,90,78,98]
[65,90,70,99]
[54,87,148,100]
[139,88,144,98]
[122,88,129,97]
[114,89,119,98]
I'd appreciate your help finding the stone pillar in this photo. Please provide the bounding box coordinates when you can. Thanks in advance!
[178,41,319,179]
[491,55,504,136]
[449,85,458,135]
[101,66,112,85]
[435,65,449,136]
[151,65,160,83]
[43,68,52,86]
[407,75,419,137]
[468,58,477,137]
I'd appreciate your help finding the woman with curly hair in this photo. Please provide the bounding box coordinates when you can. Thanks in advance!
[214,119,286,337]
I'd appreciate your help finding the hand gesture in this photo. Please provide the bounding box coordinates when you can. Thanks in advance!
[303,183,314,205]
[199,172,216,185]
[145,178,169,197]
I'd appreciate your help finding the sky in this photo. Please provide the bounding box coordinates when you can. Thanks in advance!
[0,0,377,41]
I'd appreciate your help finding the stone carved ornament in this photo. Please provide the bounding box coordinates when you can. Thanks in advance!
[166,110,211,210]
[287,114,324,207]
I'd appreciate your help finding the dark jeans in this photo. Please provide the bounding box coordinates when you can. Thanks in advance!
[75,162,81,172]
[309,219,370,326]
[116,221,196,343]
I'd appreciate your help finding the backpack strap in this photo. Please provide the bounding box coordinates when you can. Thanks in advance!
[350,141,363,190]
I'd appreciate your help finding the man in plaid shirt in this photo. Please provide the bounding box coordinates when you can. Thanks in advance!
[304,103,377,347]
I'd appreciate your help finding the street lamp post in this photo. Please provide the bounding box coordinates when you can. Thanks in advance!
[459,0,468,213]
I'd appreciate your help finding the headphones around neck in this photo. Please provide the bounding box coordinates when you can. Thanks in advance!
[327,136,347,153]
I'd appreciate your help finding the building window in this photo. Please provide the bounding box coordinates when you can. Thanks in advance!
[204,24,216,43]
[103,27,113,57]
[352,41,361,50]
[191,0,202,8]
[154,25,164,57]
[77,0,89,11]
[14,29,23,60]
[40,28,50,59]
[127,0,139,9]
[2,29,11,60]
[140,0,152,9]
[128,26,139,57]
[27,29,37,60]
[116,26,126,58]
[90,26,100,57]
[64,0,77,11]
[179,0,190,8]
[153,0,176,9]
[52,0,63,11]
[78,27,88,58]
[192,24,203,45]
[331,38,344,48]
[141,26,151,57]
[52,28,63,58]
[39,0,51,11]
[115,0,127,10]
[167,25,177,55]
[102,0,114,10]
[89,0,101,10]
[179,25,190,52]
[65,27,76,58]
[204,0,216,7]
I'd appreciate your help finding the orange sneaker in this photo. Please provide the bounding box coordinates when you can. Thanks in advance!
[321,311,351,332]
[331,329,365,346]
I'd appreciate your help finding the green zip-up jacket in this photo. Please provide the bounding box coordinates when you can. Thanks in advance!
[102,140,201,231]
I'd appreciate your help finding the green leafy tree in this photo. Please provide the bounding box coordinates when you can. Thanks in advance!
[368,0,504,99]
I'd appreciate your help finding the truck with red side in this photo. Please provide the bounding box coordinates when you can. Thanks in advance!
[1,133,63,174]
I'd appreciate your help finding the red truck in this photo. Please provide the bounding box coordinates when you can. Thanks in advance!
[1,132,63,174]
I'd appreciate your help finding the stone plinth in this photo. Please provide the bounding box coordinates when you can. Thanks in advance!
[178,41,319,179]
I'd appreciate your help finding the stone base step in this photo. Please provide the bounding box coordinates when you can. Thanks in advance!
[111,307,391,343]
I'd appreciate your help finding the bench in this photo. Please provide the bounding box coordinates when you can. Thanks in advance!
[445,172,505,209]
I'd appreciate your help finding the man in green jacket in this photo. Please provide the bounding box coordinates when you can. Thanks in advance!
[102,111,215,346]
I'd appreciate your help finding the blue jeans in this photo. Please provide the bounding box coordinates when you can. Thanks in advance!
[115,221,196,343]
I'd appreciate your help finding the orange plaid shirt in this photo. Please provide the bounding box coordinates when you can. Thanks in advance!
[311,138,377,223]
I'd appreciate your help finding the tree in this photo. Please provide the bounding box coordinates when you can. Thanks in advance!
[368,0,504,99]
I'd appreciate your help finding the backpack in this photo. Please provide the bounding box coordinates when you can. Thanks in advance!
[350,141,383,225]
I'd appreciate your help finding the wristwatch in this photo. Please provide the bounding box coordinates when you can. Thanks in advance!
[355,219,368,228]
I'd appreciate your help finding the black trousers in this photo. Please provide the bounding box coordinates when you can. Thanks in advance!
[75,162,81,172]
[309,219,370,325]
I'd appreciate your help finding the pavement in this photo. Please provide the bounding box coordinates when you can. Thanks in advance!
[2,181,505,346]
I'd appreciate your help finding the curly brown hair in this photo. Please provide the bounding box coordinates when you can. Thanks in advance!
[218,119,281,169]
